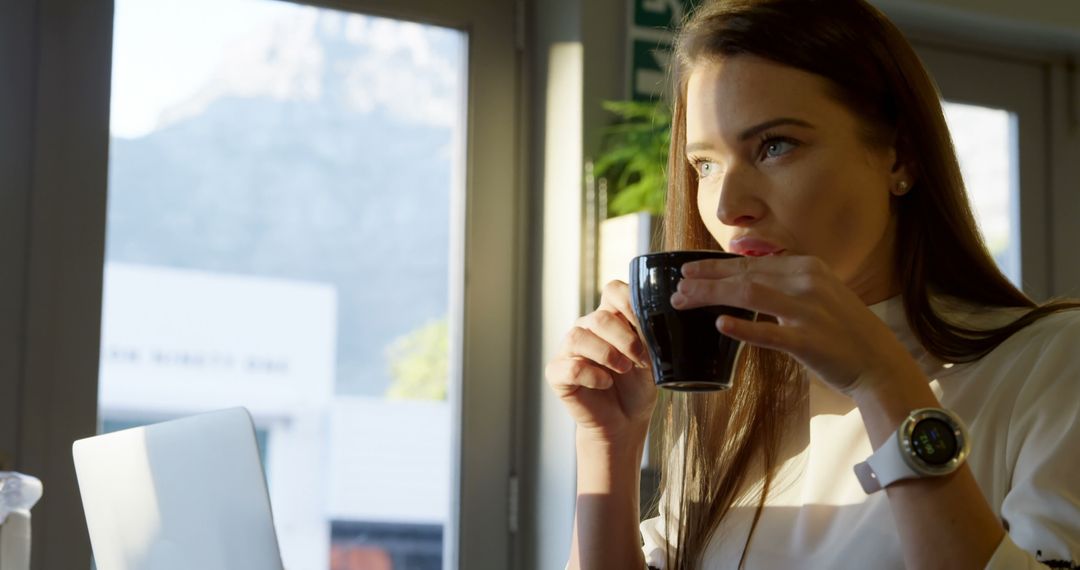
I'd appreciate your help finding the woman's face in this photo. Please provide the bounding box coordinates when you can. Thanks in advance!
[684,55,907,303]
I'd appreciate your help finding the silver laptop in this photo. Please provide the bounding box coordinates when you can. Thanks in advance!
[73,407,285,570]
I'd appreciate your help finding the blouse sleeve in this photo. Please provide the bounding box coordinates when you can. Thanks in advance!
[640,511,669,569]
[986,312,1080,569]
[640,432,687,570]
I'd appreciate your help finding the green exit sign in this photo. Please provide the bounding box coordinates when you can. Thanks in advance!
[630,38,672,102]
[633,0,695,30]
[628,0,697,101]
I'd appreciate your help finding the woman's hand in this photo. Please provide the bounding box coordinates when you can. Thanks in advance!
[545,281,658,444]
[670,254,913,396]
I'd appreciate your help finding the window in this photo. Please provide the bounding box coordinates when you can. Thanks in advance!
[941,102,1019,286]
[3,0,518,568]
[101,1,464,568]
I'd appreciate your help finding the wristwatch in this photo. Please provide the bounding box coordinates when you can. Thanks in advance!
[854,407,970,494]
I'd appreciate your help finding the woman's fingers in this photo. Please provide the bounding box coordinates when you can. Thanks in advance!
[545,279,655,401]
[545,356,615,393]
[717,313,799,353]
[597,280,643,333]
[546,306,652,394]
[668,255,831,357]
[575,309,649,367]
[672,272,807,320]
[595,280,651,366]
[681,253,827,279]
[557,321,639,373]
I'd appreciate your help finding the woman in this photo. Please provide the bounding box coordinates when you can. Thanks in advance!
[545,0,1080,568]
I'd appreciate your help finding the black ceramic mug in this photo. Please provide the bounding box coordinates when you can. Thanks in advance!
[629,251,756,391]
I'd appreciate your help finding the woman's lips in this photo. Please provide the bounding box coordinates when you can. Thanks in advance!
[729,238,785,257]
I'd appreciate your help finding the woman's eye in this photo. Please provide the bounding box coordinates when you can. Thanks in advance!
[695,160,719,178]
[761,138,796,160]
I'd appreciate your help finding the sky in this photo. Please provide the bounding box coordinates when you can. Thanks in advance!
[109,0,287,138]
[109,0,464,139]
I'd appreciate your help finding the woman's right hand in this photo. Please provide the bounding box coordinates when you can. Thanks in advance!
[545,280,658,444]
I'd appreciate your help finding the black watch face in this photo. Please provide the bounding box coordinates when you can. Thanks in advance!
[911,418,958,466]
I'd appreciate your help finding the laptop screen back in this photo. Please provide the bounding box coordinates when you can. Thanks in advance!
[73,407,284,570]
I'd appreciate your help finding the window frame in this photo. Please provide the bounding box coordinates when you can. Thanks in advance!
[885,5,1080,301]
[913,43,1051,300]
[2,0,523,569]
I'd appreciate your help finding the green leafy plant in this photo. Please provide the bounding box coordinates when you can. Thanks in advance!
[385,316,448,401]
[593,100,671,217]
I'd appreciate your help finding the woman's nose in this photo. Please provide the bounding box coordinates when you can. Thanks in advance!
[714,171,764,227]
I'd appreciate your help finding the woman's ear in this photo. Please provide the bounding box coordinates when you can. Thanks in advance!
[889,159,916,195]
[889,132,918,195]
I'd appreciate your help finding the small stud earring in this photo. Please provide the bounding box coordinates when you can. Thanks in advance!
[895,180,910,195]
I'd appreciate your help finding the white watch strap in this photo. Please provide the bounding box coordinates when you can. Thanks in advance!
[854,430,918,493]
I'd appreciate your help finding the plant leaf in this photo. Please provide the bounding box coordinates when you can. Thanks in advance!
[593,99,672,217]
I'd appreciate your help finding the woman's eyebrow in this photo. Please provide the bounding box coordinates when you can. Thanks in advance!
[737,117,815,140]
[686,117,815,153]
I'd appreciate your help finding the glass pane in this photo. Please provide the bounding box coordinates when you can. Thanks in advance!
[941,101,1020,287]
[101,1,466,569]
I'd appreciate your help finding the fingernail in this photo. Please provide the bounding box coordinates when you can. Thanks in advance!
[681,263,697,277]
[671,292,686,307]
[717,315,734,332]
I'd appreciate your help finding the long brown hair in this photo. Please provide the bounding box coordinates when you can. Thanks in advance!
[657,0,1080,567]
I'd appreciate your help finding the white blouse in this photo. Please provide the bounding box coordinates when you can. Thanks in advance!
[641,295,1080,569]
